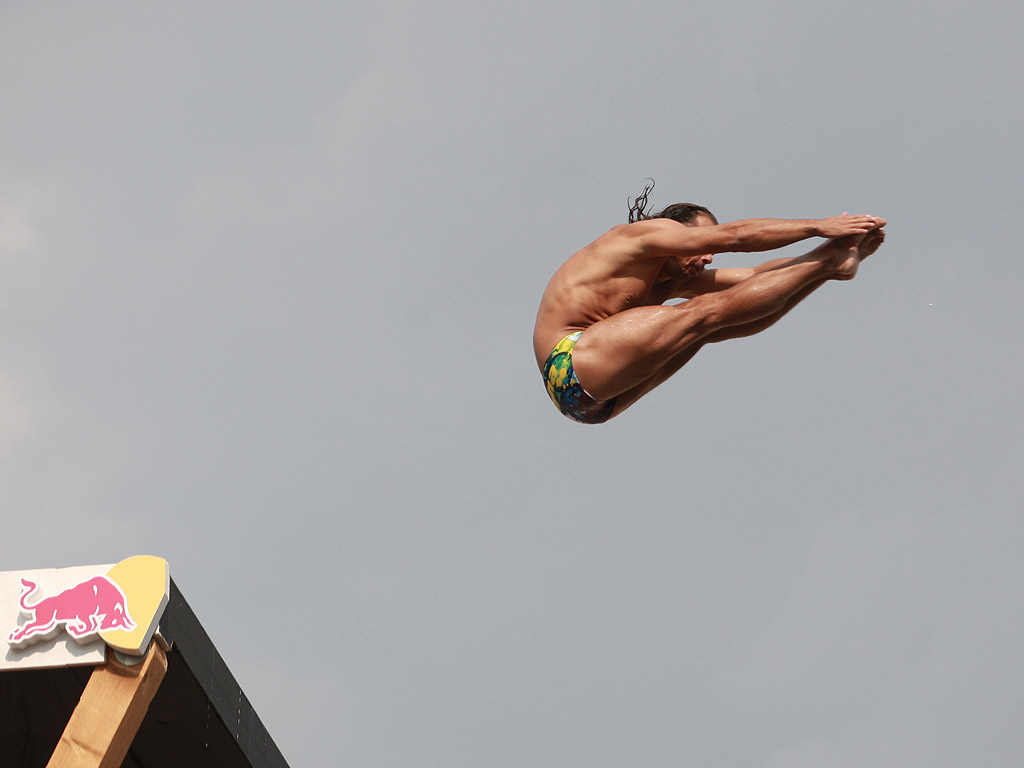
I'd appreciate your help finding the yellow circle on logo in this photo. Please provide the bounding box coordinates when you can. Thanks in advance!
[99,556,170,655]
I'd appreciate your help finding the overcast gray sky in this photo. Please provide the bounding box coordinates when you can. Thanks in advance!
[3,1,1023,766]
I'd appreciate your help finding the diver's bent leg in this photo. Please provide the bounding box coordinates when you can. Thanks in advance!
[572,235,867,402]
[705,229,885,343]
[573,248,852,401]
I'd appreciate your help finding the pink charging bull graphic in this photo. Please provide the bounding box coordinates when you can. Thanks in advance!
[7,576,136,648]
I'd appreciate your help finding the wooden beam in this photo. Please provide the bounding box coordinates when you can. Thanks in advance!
[47,641,168,768]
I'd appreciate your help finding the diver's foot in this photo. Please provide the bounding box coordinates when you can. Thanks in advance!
[857,227,886,263]
[828,233,865,280]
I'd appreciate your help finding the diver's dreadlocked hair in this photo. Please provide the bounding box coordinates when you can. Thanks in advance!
[627,179,718,225]
[627,179,657,223]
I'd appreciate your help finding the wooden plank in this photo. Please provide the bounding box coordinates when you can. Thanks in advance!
[47,642,168,768]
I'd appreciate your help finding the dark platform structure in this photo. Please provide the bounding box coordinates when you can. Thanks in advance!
[1,579,289,768]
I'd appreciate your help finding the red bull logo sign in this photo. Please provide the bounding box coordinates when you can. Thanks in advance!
[8,575,135,647]
[2,556,170,670]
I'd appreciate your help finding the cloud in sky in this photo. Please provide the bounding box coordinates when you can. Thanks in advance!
[0,194,39,256]
[0,375,33,460]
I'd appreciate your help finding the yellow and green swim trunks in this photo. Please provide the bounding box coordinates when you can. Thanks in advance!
[542,331,615,424]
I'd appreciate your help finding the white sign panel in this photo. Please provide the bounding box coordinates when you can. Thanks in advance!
[1,556,170,671]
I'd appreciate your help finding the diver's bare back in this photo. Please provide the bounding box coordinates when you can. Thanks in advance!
[533,224,665,368]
